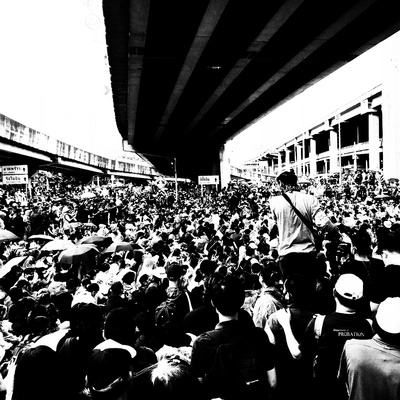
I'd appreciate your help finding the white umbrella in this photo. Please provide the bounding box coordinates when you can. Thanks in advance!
[28,234,54,241]
[0,229,20,243]
[103,241,134,254]
[81,192,97,199]
[41,239,74,252]
[0,256,27,279]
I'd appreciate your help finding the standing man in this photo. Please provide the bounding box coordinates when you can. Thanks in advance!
[276,273,373,400]
[269,169,340,280]
[338,297,400,400]
[191,272,276,400]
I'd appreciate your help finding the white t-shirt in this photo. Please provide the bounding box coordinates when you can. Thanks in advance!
[269,191,320,256]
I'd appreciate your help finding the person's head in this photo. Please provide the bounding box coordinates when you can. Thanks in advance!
[70,302,104,340]
[199,259,217,277]
[208,272,245,317]
[259,261,281,288]
[12,345,66,400]
[150,357,207,400]
[8,286,23,302]
[333,273,364,310]
[103,307,136,346]
[121,271,136,286]
[165,262,185,282]
[283,273,315,307]
[109,281,124,297]
[379,229,400,265]
[276,169,298,189]
[86,344,135,400]
[373,297,400,345]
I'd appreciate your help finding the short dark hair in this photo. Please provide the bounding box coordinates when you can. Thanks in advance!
[259,261,281,287]
[103,307,136,345]
[284,273,315,306]
[208,273,244,316]
[277,169,298,186]
[380,229,400,253]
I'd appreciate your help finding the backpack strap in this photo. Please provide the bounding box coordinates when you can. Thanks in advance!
[314,314,325,341]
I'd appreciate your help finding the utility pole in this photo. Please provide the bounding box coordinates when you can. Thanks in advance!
[174,157,178,201]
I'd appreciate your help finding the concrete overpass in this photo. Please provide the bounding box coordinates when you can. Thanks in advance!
[102,0,400,181]
[0,113,158,183]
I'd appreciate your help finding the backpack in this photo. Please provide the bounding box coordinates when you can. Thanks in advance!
[154,289,184,328]
[205,328,271,399]
[154,298,178,328]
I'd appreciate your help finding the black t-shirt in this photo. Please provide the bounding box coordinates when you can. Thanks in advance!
[300,312,373,383]
[191,320,275,399]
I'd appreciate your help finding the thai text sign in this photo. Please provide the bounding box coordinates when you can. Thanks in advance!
[2,165,28,175]
[2,175,28,185]
[198,175,219,185]
[1,165,28,185]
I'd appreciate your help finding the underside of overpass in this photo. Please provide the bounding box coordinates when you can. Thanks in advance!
[103,0,400,180]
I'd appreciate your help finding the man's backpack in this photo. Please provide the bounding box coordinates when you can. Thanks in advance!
[312,313,326,379]
[154,297,179,328]
[154,287,193,328]
[204,328,271,399]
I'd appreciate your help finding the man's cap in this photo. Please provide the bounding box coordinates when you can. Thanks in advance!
[87,340,135,394]
[94,339,136,358]
[375,297,400,335]
[334,273,363,300]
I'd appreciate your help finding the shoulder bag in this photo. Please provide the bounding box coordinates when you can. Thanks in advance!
[281,191,323,252]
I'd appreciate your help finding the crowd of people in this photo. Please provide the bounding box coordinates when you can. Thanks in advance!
[0,168,398,400]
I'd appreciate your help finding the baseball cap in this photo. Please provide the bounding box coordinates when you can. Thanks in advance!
[334,273,363,300]
[94,339,136,358]
[375,297,400,335]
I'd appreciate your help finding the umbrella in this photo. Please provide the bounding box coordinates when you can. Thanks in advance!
[81,192,97,199]
[0,256,27,279]
[78,235,113,247]
[0,229,20,243]
[69,222,83,229]
[58,244,99,264]
[375,194,391,199]
[103,241,134,254]
[28,234,54,241]
[82,222,97,229]
[41,239,74,252]
[388,178,399,183]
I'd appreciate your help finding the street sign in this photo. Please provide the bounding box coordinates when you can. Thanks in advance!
[2,175,29,185]
[2,165,28,175]
[1,165,29,186]
[198,175,220,185]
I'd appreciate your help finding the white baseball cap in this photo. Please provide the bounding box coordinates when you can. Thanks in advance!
[335,273,363,300]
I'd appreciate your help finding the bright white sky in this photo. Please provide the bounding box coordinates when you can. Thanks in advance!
[0,1,397,163]
[0,0,122,157]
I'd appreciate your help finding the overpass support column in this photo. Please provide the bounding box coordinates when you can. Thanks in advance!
[329,129,339,174]
[382,33,400,179]
[368,112,380,172]
[220,144,230,189]
[309,137,317,177]
[278,151,283,173]
[285,148,290,171]
[296,144,302,176]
